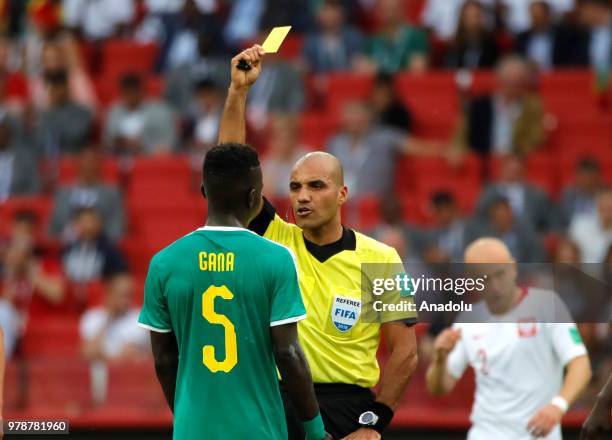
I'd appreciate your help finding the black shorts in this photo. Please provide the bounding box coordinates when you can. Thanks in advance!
[281,383,379,440]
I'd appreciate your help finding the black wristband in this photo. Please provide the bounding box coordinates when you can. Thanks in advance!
[362,401,394,434]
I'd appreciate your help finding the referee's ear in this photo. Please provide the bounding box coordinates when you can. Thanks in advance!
[338,184,348,206]
[200,183,207,199]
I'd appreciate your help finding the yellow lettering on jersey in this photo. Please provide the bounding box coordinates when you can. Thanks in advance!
[199,252,235,272]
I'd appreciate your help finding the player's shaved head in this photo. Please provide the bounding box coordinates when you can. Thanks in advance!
[464,238,515,264]
[202,143,263,225]
[293,151,344,186]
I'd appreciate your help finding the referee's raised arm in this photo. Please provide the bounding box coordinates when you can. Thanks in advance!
[218,45,265,145]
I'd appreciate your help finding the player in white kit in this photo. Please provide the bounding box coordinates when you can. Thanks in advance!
[426,238,593,440]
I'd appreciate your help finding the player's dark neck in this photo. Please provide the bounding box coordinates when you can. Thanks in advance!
[206,212,248,229]
[302,221,343,246]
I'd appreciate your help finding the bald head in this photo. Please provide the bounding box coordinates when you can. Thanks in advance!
[293,151,344,186]
[464,238,515,264]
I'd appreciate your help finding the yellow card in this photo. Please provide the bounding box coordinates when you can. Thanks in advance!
[262,26,292,53]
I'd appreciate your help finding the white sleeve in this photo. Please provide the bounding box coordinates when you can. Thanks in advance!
[547,323,588,367]
[79,310,103,341]
[110,0,135,24]
[62,0,85,27]
[446,324,469,379]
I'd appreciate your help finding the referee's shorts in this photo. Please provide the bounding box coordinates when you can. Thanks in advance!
[281,383,379,440]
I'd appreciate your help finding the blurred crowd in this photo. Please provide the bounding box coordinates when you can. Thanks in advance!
[0,0,611,406]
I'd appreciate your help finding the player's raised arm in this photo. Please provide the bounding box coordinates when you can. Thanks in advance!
[426,328,462,396]
[581,373,612,439]
[218,45,265,145]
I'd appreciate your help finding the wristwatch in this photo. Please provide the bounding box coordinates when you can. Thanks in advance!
[357,401,394,434]
[358,411,379,427]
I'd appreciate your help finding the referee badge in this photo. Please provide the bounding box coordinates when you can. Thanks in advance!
[331,296,361,332]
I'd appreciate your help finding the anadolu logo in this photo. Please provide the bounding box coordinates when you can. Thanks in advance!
[331,296,361,332]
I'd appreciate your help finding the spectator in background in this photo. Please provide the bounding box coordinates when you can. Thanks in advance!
[162,0,224,70]
[35,69,93,156]
[104,73,177,156]
[223,0,265,48]
[452,56,545,156]
[445,0,499,69]
[62,208,128,284]
[516,0,589,70]
[500,0,576,34]
[247,40,304,131]
[49,149,125,242]
[302,0,364,74]
[80,273,149,362]
[0,210,39,257]
[423,191,468,263]
[578,0,612,74]
[422,0,496,41]
[184,78,223,156]
[362,0,429,73]
[164,34,230,115]
[327,101,445,198]
[569,188,612,263]
[0,37,29,116]
[369,73,412,132]
[261,114,308,199]
[0,115,39,202]
[0,239,65,326]
[560,157,604,228]
[29,37,97,111]
[476,154,554,233]
[370,196,421,264]
[467,196,546,262]
[63,0,135,41]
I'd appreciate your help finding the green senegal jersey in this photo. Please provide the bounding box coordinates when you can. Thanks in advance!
[138,226,306,440]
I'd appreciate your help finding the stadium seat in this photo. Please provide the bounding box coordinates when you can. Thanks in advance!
[324,73,374,115]
[101,40,159,83]
[95,75,166,108]
[299,112,338,149]
[0,196,53,237]
[22,316,80,357]
[489,152,558,197]
[27,358,90,409]
[58,157,119,184]
[277,34,304,60]
[405,0,426,24]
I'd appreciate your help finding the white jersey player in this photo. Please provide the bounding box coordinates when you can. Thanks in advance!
[426,238,593,440]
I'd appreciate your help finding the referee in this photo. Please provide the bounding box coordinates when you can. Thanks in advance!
[218,45,418,440]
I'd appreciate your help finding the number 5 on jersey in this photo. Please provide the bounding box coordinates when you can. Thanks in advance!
[202,286,238,372]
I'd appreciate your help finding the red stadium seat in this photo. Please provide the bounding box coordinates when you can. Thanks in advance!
[22,316,80,357]
[95,75,166,108]
[405,0,426,24]
[277,34,304,60]
[489,153,559,197]
[299,112,338,149]
[58,157,119,184]
[0,196,53,237]
[101,40,159,83]
[324,73,374,115]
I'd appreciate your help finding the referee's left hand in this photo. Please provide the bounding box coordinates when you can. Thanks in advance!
[341,428,381,440]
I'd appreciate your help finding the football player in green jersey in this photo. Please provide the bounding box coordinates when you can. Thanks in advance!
[139,145,330,439]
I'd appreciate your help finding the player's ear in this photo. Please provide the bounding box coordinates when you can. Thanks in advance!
[200,183,207,199]
[247,187,258,210]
